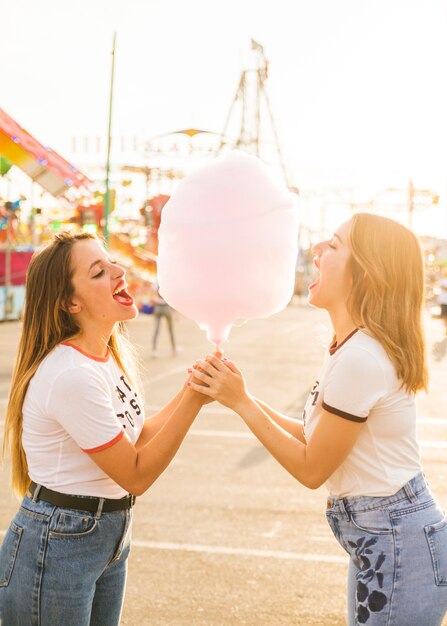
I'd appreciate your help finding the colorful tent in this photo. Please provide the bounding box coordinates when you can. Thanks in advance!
[0,250,33,286]
[0,108,92,197]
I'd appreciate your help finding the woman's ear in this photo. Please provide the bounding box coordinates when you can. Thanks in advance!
[61,298,81,314]
[67,301,81,314]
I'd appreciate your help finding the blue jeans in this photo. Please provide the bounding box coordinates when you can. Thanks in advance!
[0,494,132,625]
[326,473,447,625]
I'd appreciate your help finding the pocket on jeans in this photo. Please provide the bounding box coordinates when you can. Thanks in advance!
[350,510,393,536]
[49,510,98,538]
[425,515,447,586]
[0,522,23,587]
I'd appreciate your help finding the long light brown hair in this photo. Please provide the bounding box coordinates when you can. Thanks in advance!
[347,213,428,393]
[3,232,139,497]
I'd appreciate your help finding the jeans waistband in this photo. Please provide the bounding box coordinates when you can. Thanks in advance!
[28,481,136,516]
[326,472,428,514]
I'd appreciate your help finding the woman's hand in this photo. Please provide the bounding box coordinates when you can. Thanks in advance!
[185,365,215,405]
[183,349,225,406]
[187,354,251,413]
[184,361,214,405]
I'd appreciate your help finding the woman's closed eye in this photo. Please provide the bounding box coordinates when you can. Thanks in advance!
[93,269,105,279]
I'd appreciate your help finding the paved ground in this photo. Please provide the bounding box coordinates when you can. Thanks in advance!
[1,302,447,625]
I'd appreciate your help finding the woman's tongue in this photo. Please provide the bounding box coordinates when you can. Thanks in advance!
[113,289,132,304]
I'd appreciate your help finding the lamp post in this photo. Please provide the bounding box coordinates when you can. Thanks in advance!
[0,157,13,318]
[4,206,12,318]
[104,32,116,248]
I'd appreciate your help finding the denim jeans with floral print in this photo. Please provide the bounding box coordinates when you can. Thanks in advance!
[326,473,447,626]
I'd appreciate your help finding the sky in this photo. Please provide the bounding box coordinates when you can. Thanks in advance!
[1,0,446,237]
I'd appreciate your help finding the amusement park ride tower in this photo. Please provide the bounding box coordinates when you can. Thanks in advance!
[128,40,292,199]
[124,40,295,253]
[217,39,291,189]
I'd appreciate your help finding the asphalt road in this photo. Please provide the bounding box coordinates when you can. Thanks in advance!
[1,302,446,625]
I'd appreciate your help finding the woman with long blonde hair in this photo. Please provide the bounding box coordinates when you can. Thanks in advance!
[0,231,208,625]
[190,213,447,625]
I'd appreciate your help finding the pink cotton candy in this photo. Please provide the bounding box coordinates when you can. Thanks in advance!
[157,150,299,346]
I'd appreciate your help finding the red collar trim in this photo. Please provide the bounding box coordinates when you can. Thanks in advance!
[329,328,359,355]
[60,342,110,362]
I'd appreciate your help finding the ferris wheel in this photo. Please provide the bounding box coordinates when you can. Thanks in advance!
[119,40,295,198]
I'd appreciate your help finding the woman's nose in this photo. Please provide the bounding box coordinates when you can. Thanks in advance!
[112,264,125,279]
[312,241,323,255]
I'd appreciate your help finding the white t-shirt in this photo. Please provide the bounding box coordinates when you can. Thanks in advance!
[22,343,145,498]
[302,329,421,497]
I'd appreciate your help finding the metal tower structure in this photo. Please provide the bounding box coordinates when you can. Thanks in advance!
[217,40,291,188]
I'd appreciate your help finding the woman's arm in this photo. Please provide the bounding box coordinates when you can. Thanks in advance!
[250,398,305,443]
[135,359,217,450]
[87,387,204,495]
[135,387,186,450]
[219,358,306,443]
[230,396,362,488]
[188,355,362,489]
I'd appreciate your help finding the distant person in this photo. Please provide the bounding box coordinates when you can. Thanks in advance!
[437,273,447,336]
[190,213,447,625]
[151,286,177,356]
[0,232,210,626]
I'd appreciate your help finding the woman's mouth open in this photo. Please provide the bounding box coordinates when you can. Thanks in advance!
[309,257,320,291]
[112,283,135,306]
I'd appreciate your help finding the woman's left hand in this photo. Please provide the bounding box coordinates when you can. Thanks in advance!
[187,354,250,412]
[185,367,214,405]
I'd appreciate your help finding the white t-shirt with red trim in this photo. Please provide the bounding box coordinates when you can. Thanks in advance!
[302,329,422,498]
[22,343,145,498]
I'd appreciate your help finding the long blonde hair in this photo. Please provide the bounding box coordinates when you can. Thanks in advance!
[347,213,428,393]
[3,232,139,497]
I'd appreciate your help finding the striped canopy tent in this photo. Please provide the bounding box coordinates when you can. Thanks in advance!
[0,108,92,198]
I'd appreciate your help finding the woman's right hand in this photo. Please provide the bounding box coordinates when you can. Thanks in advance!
[184,348,226,405]
[187,354,251,413]
[185,366,214,405]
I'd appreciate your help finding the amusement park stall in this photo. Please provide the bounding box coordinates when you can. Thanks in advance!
[0,248,33,320]
[0,107,93,320]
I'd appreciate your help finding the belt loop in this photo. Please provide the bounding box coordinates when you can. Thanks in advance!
[32,484,42,503]
[95,497,105,519]
[340,498,349,517]
[403,480,417,503]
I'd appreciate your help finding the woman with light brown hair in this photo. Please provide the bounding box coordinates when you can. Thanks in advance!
[0,232,207,625]
[190,213,447,625]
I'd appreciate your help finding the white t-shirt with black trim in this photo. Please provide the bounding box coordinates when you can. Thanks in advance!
[302,329,422,497]
[22,343,145,498]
